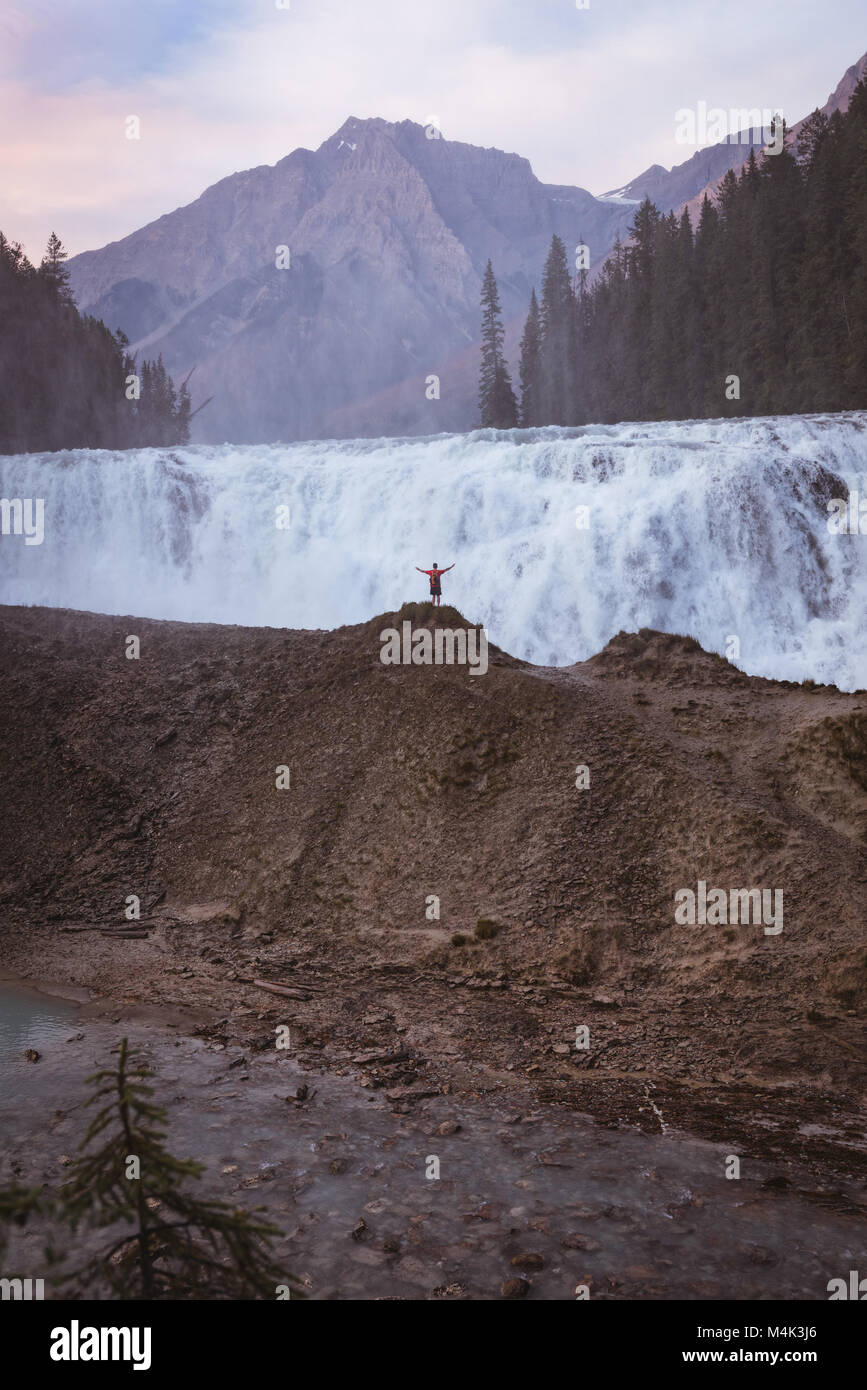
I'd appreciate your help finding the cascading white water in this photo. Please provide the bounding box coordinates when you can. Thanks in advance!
[2,413,866,687]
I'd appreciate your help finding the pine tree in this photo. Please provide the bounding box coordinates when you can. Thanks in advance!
[478,259,518,428]
[0,1183,44,1267]
[795,109,845,406]
[655,207,697,415]
[518,288,542,426]
[841,80,867,400]
[693,194,724,414]
[645,211,683,418]
[758,124,801,407]
[58,1038,299,1299]
[176,380,192,444]
[39,231,73,304]
[573,235,593,423]
[538,235,577,424]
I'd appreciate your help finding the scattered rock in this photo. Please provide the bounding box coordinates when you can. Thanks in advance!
[437,1120,461,1136]
[385,1085,439,1103]
[511,1252,544,1271]
[501,1276,530,1299]
[528,1217,551,1234]
[741,1245,777,1266]
[562,1233,600,1251]
[463,1202,501,1223]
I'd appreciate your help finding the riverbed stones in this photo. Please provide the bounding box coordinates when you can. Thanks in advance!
[501,1276,530,1298]
[511,1252,544,1270]
[437,1119,461,1135]
[385,1085,439,1103]
[562,1233,600,1251]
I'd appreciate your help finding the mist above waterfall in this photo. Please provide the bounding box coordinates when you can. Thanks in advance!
[2,413,866,688]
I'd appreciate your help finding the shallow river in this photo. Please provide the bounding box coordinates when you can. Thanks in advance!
[0,984,862,1300]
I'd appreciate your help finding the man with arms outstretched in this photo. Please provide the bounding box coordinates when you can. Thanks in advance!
[416,561,454,607]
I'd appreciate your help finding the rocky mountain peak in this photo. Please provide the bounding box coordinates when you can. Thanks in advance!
[66,115,638,443]
[63,52,867,444]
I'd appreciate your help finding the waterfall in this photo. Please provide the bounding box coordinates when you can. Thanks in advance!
[2,412,866,687]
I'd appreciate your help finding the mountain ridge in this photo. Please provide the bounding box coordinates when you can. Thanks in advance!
[67,52,867,443]
[65,118,639,442]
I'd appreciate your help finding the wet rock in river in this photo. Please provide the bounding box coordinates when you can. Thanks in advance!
[562,1233,600,1251]
[437,1119,461,1135]
[511,1252,545,1271]
[501,1276,530,1299]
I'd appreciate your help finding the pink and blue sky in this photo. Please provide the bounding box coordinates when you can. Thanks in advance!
[1,0,864,260]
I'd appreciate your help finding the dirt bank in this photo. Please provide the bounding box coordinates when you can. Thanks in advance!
[0,602,865,1184]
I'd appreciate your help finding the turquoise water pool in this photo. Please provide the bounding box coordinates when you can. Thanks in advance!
[0,984,79,1086]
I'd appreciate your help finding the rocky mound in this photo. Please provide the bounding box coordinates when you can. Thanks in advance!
[1,603,864,1174]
